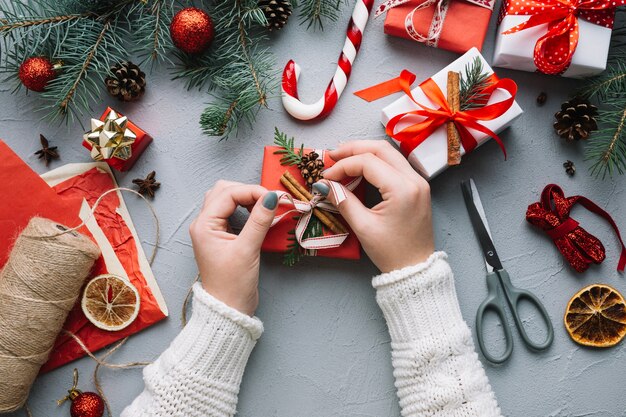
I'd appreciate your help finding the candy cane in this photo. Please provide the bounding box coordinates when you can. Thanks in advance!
[281,0,375,121]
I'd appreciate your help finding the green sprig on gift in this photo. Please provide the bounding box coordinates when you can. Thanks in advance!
[459,57,494,111]
[273,127,326,266]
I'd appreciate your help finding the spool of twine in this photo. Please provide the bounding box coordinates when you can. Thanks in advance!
[0,217,100,413]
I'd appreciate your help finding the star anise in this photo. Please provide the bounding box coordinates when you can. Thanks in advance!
[35,134,59,166]
[132,171,160,198]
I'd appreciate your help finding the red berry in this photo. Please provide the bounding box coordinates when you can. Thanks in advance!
[18,57,56,92]
[170,7,214,54]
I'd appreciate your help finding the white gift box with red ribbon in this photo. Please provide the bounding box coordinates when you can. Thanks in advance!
[493,15,611,78]
[380,48,524,180]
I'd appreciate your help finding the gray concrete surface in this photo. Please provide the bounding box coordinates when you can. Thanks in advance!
[2,3,626,417]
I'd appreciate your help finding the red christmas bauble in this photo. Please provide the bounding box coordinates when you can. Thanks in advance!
[70,391,105,417]
[170,7,214,54]
[18,57,56,92]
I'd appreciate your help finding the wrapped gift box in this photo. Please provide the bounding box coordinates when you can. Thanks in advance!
[492,0,615,78]
[261,146,364,260]
[382,0,495,54]
[82,107,152,172]
[381,48,523,180]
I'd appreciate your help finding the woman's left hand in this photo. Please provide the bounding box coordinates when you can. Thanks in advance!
[189,181,278,316]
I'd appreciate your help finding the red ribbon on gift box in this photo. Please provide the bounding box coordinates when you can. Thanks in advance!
[354,70,517,158]
[376,0,495,47]
[502,0,624,75]
[526,184,626,273]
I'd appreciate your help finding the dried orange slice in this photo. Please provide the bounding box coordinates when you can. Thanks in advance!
[81,274,140,332]
[564,284,626,348]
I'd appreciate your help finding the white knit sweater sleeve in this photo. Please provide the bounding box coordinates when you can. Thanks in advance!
[372,251,502,417]
[121,282,263,417]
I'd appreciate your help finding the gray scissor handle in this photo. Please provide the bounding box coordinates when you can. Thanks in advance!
[496,269,554,351]
[475,273,514,364]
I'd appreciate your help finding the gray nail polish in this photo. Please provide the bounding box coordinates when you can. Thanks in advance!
[312,182,330,197]
[262,192,278,209]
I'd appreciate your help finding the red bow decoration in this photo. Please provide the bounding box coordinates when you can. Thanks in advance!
[502,0,623,75]
[526,184,626,273]
[355,70,517,158]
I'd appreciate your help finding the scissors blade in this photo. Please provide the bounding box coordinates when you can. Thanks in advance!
[461,179,503,272]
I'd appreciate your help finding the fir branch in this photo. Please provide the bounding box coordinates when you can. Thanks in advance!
[459,56,494,111]
[58,21,109,115]
[0,14,87,33]
[586,106,626,179]
[133,0,174,65]
[297,0,346,30]
[194,0,277,137]
[273,127,304,166]
[581,27,626,179]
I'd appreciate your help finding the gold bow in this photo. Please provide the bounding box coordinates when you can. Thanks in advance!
[84,110,136,161]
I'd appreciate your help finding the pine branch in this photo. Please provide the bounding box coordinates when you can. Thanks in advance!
[195,0,277,137]
[59,21,109,115]
[297,0,346,30]
[581,27,626,179]
[0,14,87,33]
[273,127,304,165]
[133,0,174,66]
[282,216,324,266]
[459,56,493,111]
[586,106,626,179]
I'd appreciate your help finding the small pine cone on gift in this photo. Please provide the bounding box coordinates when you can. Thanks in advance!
[105,61,146,102]
[259,0,292,31]
[298,151,324,186]
[553,96,598,142]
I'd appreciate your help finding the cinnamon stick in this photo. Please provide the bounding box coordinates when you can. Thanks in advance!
[446,71,462,166]
[280,172,348,235]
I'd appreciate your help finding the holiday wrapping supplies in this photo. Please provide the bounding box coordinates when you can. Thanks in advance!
[82,107,152,171]
[377,48,523,180]
[493,0,624,77]
[261,146,364,260]
[377,0,495,53]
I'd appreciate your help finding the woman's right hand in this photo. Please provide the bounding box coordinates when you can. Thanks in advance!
[317,140,434,273]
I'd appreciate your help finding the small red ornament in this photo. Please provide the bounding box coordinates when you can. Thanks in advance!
[58,369,105,417]
[19,57,57,92]
[170,7,214,54]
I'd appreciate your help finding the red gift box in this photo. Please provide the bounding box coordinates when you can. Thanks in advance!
[382,0,494,54]
[260,146,364,260]
[82,107,152,172]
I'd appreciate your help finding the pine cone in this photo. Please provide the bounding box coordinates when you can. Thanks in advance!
[259,0,292,31]
[554,97,598,142]
[297,151,324,186]
[105,61,146,102]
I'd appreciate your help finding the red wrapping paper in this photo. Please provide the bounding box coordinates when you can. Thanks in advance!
[41,166,167,372]
[383,0,492,53]
[82,107,152,172]
[260,146,365,260]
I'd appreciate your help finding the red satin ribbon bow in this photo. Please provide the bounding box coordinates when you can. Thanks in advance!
[526,184,626,273]
[503,0,622,75]
[355,70,517,158]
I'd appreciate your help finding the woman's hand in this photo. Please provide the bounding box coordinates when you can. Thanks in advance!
[189,181,278,316]
[319,140,434,273]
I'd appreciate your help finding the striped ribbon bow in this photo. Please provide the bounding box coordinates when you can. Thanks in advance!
[271,178,361,250]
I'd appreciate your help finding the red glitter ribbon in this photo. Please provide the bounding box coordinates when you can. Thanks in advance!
[526,184,626,273]
[502,0,623,75]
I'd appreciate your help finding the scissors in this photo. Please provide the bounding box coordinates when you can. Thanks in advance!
[461,179,554,364]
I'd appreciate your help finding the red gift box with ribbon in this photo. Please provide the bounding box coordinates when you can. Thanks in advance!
[493,0,623,77]
[260,146,365,260]
[379,0,495,53]
[82,107,152,172]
